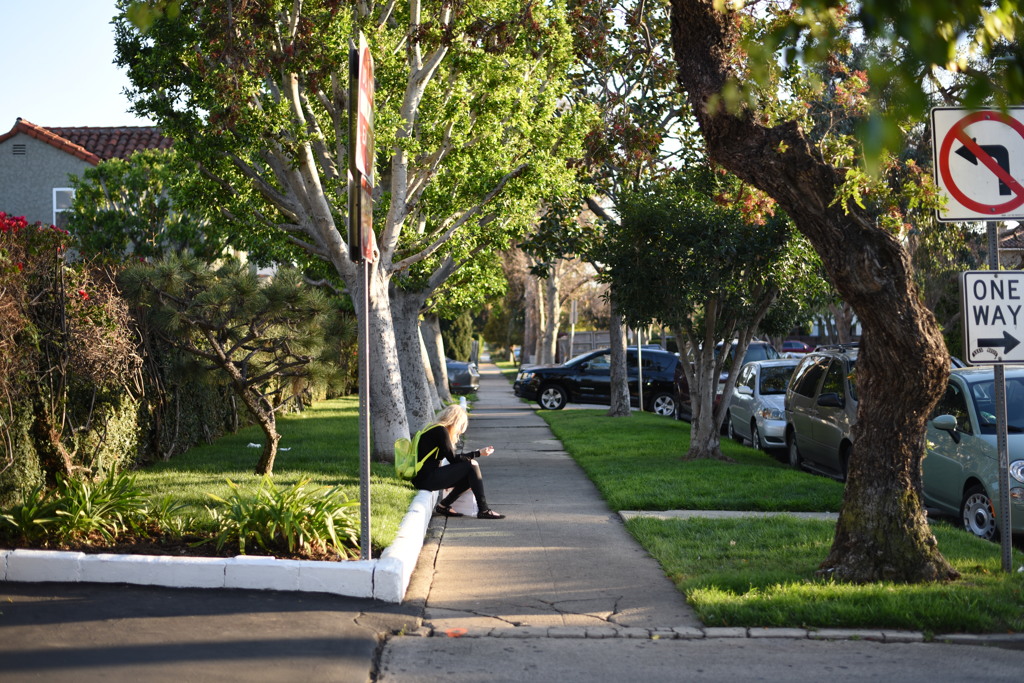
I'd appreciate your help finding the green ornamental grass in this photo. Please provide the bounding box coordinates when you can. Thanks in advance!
[0,397,416,556]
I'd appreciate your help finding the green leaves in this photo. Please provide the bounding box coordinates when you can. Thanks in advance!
[608,168,792,331]
[0,473,150,545]
[731,0,1024,168]
[206,477,359,556]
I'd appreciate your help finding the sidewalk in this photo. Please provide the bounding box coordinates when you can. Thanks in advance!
[379,362,1024,682]
[405,360,700,633]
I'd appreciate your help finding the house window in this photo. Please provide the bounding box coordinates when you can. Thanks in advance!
[12,144,26,155]
[53,188,74,229]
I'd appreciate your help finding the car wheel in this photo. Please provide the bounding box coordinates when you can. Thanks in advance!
[726,412,741,442]
[787,430,803,469]
[751,422,763,451]
[839,443,852,482]
[649,392,675,417]
[960,485,998,541]
[538,384,568,410]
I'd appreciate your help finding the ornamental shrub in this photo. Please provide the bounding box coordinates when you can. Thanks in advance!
[0,212,143,501]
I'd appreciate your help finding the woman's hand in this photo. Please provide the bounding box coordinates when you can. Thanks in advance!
[481,446,495,457]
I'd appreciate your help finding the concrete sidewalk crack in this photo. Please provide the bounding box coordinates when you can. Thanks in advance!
[533,597,623,626]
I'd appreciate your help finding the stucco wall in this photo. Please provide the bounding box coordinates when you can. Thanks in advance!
[0,132,93,225]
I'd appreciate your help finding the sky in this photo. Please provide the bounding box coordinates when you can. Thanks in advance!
[0,1,155,131]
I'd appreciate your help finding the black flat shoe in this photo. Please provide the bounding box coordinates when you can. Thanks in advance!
[435,504,464,517]
[477,509,505,519]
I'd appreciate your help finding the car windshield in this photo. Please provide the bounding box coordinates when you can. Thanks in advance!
[715,342,780,364]
[758,365,797,394]
[564,350,600,366]
[966,375,1024,434]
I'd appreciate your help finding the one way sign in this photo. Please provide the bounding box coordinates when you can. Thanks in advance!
[932,107,1024,222]
[961,271,1024,365]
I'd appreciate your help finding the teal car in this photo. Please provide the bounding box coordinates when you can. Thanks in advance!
[924,366,1024,540]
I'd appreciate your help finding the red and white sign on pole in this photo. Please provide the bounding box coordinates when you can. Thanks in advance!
[354,34,375,184]
[348,33,376,264]
[932,107,1024,222]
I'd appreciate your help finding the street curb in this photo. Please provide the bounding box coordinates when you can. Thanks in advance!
[418,625,1024,648]
[0,489,439,604]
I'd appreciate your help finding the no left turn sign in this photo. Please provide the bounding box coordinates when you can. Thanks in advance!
[932,107,1024,222]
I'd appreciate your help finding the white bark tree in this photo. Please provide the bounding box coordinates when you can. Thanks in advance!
[117,0,585,458]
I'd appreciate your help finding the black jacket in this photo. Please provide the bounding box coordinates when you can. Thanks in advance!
[411,425,481,484]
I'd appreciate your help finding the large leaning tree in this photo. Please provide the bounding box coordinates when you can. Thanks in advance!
[668,0,962,582]
[115,0,585,458]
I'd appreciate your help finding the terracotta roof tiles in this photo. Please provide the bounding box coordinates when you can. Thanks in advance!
[0,118,172,165]
[1000,227,1024,252]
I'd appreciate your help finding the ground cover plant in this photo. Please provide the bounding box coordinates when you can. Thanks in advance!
[0,398,416,559]
[539,409,1024,633]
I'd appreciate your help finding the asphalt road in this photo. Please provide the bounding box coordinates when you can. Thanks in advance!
[0,582,419,682]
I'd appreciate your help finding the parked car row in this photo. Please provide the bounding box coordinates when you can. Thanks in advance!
[773,344,1024,540]
[673,340,782,421]
[512,339,1024,541]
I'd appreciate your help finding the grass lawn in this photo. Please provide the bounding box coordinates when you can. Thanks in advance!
[132,397,416,553]
[538,410,844,512]
[538,408,1024,633]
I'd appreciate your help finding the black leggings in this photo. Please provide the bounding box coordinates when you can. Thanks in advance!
[414,460,487,510]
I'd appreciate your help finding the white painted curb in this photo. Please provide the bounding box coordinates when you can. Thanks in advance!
[0,489,438,604]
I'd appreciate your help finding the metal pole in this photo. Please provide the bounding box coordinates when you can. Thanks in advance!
[359,258,372,560]
[987,221,1012,573]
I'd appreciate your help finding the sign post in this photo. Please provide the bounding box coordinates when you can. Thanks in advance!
[960,266,1016,572]
[349,34,375,561]
[934,107,1020,571]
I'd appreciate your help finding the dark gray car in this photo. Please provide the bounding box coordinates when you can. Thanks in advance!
[784,345,858,480]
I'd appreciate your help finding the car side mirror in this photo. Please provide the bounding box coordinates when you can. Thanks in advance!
[817,392,844,408]
[737,385,753,396]
[932,414,961,444]
[579,362,589,371]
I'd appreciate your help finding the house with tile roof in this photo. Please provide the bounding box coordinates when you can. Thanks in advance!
[0,118,172,227]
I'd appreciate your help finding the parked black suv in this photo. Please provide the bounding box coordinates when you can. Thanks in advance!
[784,344,859,480]
[513,347,678,415]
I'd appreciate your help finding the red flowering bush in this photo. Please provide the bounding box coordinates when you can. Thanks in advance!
[0,211,142,500]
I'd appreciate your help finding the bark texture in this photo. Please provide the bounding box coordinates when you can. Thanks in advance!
[670,0,957,582]
[421,314,452,405]
[606,302,632,417]
[390,288,436,433]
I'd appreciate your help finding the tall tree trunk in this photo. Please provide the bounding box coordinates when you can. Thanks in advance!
[540,266,562,363]
[827,302,856,344]
[522,267,538,365]
[345,264,410,461]
[422,313,453,404]
[606,295,631,417]
[670,0,957,582]
[390,288,435,433]
[420,327,442,412]
[533,276,546,363]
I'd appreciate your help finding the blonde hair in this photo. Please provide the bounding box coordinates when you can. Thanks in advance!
[434,404,468,441]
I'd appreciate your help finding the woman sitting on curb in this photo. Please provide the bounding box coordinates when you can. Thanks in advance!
[411,404,505,519]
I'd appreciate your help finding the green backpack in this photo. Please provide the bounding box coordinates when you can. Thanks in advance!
[394,424,440,479]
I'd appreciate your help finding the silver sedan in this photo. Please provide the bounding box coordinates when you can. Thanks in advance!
[727,359,801,452]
